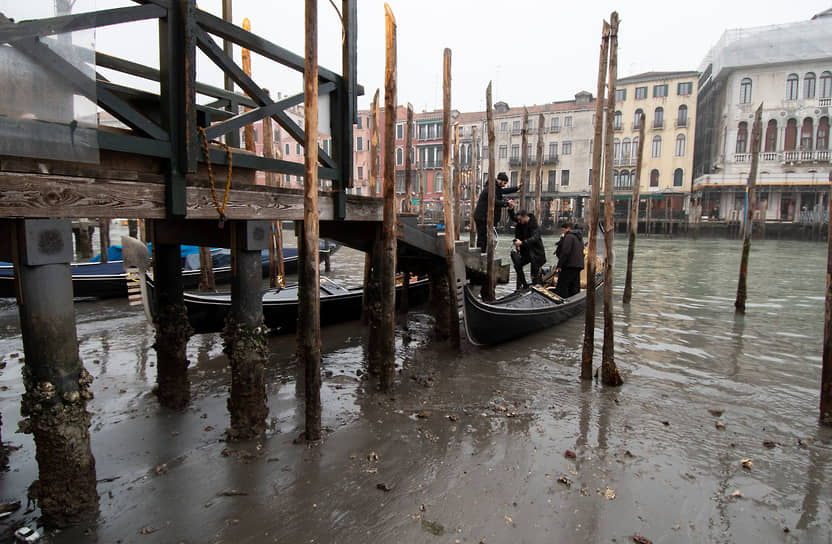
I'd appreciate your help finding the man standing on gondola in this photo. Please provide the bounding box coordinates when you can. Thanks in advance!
[508,209,546,290]
[473,172,521,253]
[554,221,584,298]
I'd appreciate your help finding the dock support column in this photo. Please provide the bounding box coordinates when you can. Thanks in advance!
[224,222,268,440]
[13,219,98,527]
[365,234,384,375]
[429,262,453,341]
[152,239,193,409]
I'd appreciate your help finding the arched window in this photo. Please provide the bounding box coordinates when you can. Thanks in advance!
[649,169,659,187]
[800,118,814,150]
[805,72,817,99]
[622,138,631,161]
[677,105,688,126]
[786,73,799,100]
[675,134,686,157]
[634,109,644,128]
[632,136,640,156]
[673,168,684,187]
[821,71,832,98]
[785,118,797,151]
[613,138,621,159]
[614,110,622,130]
[739,78,752,104]
[433,173,443,192]
[613,170,620,188]
[736,122,748,154]
[818,117,829,150]
[396,147,403,166]
[630,170,637,187]
[653,107,664,128]
[765,119,778,152]
[651,136,662,158]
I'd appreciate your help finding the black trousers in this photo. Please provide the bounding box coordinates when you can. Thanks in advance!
[554,267,582,298]
[476,220,488,253]
[511,250,543,288]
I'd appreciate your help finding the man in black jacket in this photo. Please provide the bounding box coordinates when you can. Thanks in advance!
[554,221,584,298]
[473,172,521,252]
[508,209,546,289]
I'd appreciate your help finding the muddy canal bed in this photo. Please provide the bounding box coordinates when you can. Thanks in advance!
[0,238,830,543]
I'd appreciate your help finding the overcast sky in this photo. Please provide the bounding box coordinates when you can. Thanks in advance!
[18,0,832,113]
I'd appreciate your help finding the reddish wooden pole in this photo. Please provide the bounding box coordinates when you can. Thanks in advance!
[484,82,497,302]
[441,48,459,345]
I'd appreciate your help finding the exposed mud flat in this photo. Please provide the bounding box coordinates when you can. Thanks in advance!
[0,239,829,543]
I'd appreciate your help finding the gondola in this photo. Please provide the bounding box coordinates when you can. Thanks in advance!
[0,243,336,299]
[143,274,430,334]
[462,278,603,346]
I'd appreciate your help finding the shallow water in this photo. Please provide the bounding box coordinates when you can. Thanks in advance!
[0,235,830,543]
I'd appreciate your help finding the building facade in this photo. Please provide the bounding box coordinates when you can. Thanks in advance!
[614,71,699,217]
[693,12,832,223]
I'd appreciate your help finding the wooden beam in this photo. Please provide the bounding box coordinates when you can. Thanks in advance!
[734,103,763,315]
[484,81,496,302]
[534,113,543,217]
[404,103,414,212]
[441,48,459,345]
[469,125,478,248]
[623,111,646,304]
[370,89,380,196]
[519,107,528,207]
[453,122,461,240]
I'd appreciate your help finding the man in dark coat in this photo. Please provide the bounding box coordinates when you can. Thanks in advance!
[508,209,546,289]
[473,172,521,252]
[554,220,584,298]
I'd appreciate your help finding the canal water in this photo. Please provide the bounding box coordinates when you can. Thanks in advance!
[0,235,830,543]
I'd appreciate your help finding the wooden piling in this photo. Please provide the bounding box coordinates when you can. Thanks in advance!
[128,218,138,238]
[469,125,478,248]
[405,103,414,213]
[370,89,380,197]
[262,89,285,288]
[601,12,622,387]
[297,0,322,438]
[224,223,268,439]
[581,20,610,380]
[15,219,98,527]
[622,113,645,304]
[418,164,425,224]
[368,3,399,391]
[734,104,763,315]
[441,47,460,345]
[519,107,529,208]
[77,219,92,259]
[242,18,256,152]
[453,122,461,240]
[361,88,380,324]
[822,171,832,425]
[535,113,544,218]
[483,82,497,302]
[98,218,110,263]
[198,246,216,291]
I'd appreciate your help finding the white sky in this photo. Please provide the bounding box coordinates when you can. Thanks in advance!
[14,0,832,113]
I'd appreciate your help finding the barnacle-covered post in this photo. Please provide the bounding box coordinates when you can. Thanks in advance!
[14,219,98,527]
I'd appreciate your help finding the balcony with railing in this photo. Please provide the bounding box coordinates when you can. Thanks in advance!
[732,150,831,164]
[509,157,538,167]
[819,98,831,107]
[550,126,560,133]
[417,160,443,169]
[543,153,559,165]
[613,156,636,167]
[676,118,688,128]
[652,120,664,130]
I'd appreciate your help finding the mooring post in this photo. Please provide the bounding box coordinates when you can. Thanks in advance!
[623,113,645,304]
[441,48,460,346]
[821,171,832,426]
[361,89,380,324]
[601,12,623,387]
[535,113,544,218]
[376,3,399,390]
[519,107,529,209]
[418,164,426,224]
[298,0,323,438]
[581,19,610,381]
[262,89,284,288]
[735,104,763,315]
[128,218,138,238]
[13,219,98,527]
[405,103,414,213]
[224,222,268,439]
[483,82,497,302]
[152,235,193,409]
[469,125,478,248]
[429,261,452,340]
[77,219,93,259]
[98,218,110,263]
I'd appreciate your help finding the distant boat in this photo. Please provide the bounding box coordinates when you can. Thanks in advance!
[0,243,337,299]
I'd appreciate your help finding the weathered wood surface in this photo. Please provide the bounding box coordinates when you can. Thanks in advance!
[441,48,459,345]
[453,122,461,240]
[483,81,497,302]
[734,103,763,315]
[601,12,622,387]
[370,89,380,196]
[519,107,528,207]
[469,125,478,248]
[404,103,414,213]
[622,112,645,304]
[534,113,543,217]
[581,20,610,381]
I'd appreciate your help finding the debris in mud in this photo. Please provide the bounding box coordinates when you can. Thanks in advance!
[708,409,724,417]
[632,536,652,544]
[139,526,156,535]
[376,483,393,492]
[729,490,744,499]
[221,447,258,462]
[368,452,379,462]
[446,414,459,422]
[204,426,214,432]
[0,501,20,517]
[715,421,726,431]
[412,374,435,388]
[557,474,572,487]
[217,490,248,497]
[603,487,616,500]
[762,440,776,449]
[421,519,445,536]
[154,464,167,475]
[624,450,635,458]
[661,420,670,426]
[741,459,753,470]
[415,411,429,419]
[564,450,577,459]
